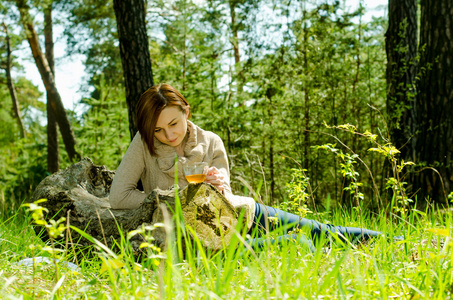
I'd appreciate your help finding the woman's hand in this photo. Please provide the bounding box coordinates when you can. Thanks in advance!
[204,166,225,192]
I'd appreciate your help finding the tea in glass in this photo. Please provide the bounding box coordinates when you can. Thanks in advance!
[183,162,209,183]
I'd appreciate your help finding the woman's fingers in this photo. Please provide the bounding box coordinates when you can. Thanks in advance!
[205,177,224,185]
[207,166,219,176]
[204,166,225,191]
[206,167,223,181]
[205,173,224,181]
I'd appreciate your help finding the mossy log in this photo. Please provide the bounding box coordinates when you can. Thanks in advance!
[30,158,238,254]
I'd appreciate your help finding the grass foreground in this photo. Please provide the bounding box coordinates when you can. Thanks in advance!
[0,206,451,299]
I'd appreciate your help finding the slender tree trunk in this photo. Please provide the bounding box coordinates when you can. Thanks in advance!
[16,0,80,162]
[113,0,154,140]
[385,0,418,161]
[182,2,187,91]
[229,1,240,66]
[229,0,243,93]
[44,3,59,173]
[210,58,216,112]
[182,36,187,92]
[351,14,362,94]
[225,91,232,152]
[351,13,362,153]
[303,12,310,171]
[414,0,453,203]
[266,88,275,205]
[2,23,25,138]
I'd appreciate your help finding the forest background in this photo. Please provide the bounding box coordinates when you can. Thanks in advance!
[0,0,452,219]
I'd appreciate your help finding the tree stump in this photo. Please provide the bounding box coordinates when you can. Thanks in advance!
[30,158,238,254]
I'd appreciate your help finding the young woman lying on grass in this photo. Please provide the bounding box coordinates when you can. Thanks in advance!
[110,83,392,253]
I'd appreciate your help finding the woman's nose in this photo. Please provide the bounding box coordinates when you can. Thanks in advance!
[164,130,173,140]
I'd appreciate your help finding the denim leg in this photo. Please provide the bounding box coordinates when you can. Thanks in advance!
[251,203,382,243]
[248,234,316,253]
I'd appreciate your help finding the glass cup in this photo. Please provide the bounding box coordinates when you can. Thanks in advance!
[183,162,209,184]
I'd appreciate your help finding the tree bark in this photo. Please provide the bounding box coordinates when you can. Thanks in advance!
[112,0,154,140]
[2,23,26,138]
[44,3,59,173]
[16,0,81,162]
[385,0,418,161]
[414,0,453,202]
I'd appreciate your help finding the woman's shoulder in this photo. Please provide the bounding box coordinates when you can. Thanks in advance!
[126,131,150,156]
[132,131,142,141]
[191,122,223,143]
[130,131,146,148]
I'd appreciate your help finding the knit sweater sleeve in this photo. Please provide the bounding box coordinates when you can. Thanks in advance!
[209,133,233,196]
[109,133,147,209]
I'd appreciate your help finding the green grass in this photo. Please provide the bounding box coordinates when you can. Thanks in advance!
[0,206,451,299]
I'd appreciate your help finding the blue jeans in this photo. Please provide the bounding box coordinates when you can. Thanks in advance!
[247,203,382,253]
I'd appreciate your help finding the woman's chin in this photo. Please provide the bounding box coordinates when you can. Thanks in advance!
[167,138,182,147]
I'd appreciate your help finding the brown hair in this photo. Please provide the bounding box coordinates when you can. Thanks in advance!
[136,83,191,156]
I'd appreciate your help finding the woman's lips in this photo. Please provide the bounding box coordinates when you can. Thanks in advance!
[168,138,178,143]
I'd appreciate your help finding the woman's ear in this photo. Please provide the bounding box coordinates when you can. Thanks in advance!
[185,106,190,118]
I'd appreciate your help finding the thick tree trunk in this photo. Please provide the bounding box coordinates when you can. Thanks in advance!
[385,0,418,161]
[44,4,59,173]
[2,23,26,138]
[16,0,81,162]
[414,0,453,202]
[112,0,154,140]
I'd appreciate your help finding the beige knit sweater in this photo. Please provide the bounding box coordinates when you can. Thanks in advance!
[109,121,256,230]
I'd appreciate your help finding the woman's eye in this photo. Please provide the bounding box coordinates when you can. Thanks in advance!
[171,122,177,126]
[155,129,161,133]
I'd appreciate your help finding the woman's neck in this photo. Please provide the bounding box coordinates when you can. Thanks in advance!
[175,132,189,157]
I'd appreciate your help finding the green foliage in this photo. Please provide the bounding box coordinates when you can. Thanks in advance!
[24,0,391,211]
[23,199,66,245]
[4,0,415,225]
[0,20,47,213]
[280,168,312,218]
[64,0,122,98]
[314,143,364,203]
[74,76,129,170]
[0,123,48,217]
[22,198,67,292]
[127,224,164,267]
[318,123,416,215]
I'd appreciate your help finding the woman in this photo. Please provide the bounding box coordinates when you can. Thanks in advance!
[110,83,384,253]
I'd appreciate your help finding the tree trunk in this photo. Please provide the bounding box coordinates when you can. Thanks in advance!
[229,0,244,93]
[414,0,453,202]
[385,0,418,161]
[266,88,275,205]
[303,12,310,171]
[112,0,154,140]
[44,3,59,173]
[2,23,26,138]
[16,0,81,162]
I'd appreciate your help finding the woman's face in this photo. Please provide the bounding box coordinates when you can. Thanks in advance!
[154,106,189,147]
